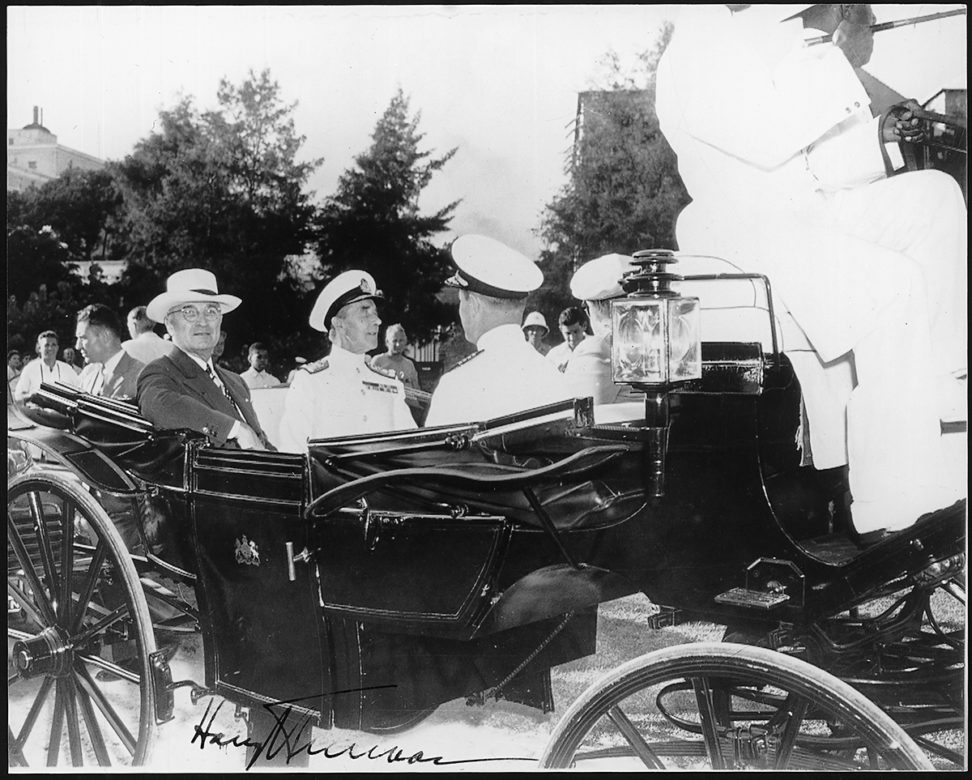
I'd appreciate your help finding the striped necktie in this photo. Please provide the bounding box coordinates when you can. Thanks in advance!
[205,363,234,404]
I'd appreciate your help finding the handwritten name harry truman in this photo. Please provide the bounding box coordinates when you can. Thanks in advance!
[191,698,534,770]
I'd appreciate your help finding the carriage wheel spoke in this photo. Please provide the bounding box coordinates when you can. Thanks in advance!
[8,724,28,767]
[606,704,665,769]
[691,676,726,769]
[75,677,112,767]
[70,541,107,634]
[47,679,67,765]
[75,664,137,755]
[13,675,55,753]
[7,510,58,626]
[76,651,140,685]
[28,490,63,612]
[772,693,809,769]
[63,677,84,765]
[8,580,47,628]
[72,603,129,646]
[59,496,77,625]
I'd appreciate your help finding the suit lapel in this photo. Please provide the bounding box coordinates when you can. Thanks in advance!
[169,350,240,418]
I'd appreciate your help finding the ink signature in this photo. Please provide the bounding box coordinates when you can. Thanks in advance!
[190,688,536,770]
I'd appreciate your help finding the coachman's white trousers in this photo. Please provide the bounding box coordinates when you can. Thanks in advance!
[677,169,967,533]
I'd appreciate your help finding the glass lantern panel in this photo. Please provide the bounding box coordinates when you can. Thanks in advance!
[611,299,667,383]
[667,297,702,381]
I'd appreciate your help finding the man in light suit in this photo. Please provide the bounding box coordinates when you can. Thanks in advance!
[75,304,145,400]
[656,4,966,537]
[137,268,272,451]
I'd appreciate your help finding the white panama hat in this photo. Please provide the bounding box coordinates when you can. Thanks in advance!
[145,268,242,323]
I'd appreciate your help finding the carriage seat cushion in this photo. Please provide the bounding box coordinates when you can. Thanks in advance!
[307,445,629,517]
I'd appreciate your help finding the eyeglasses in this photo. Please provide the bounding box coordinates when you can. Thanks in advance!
[169,304,223,323]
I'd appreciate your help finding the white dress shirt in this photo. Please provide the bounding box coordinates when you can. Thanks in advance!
[14,358,81,400]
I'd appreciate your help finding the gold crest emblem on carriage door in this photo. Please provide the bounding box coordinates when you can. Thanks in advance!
[234,536,260,566]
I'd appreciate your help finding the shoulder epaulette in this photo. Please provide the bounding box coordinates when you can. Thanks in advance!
[450,349,484,371]
[301,358,329,374]
[367,362,397,379]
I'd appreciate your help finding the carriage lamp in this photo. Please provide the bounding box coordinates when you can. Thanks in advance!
[611,250,701,386]
[611,249,701,498]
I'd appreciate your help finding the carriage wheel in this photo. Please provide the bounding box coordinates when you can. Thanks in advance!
[540,642,932,770]
[7,472,157,767]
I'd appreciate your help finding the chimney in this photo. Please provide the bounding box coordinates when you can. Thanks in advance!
[33,105,38,124]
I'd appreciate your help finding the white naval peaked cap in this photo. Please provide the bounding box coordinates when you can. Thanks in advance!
[309,270,383,332]
[444,235,543,300]
[521,311,549,333]
[570,253,636,301]
[146,268,242,323]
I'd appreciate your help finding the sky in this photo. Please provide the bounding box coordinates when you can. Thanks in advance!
[6,4,967,259]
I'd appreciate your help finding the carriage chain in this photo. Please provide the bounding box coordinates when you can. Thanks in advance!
[476,610,576,703]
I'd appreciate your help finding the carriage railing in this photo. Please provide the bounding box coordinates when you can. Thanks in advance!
[25,382,155,436]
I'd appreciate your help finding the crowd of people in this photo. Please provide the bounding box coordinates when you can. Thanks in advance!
[7,5,966,549]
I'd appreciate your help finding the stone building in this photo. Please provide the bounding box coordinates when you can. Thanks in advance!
[7,106,104,192]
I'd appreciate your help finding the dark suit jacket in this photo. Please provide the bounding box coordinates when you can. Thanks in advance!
[137,348,273,449]
[80,350,145,400]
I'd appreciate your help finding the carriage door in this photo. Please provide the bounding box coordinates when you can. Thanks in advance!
[188,447,332,726]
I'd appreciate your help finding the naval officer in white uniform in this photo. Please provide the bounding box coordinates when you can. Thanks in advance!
[425,235,570,427]
[564,253,642,406]
[279,270,416,451]
[656,4,966,536]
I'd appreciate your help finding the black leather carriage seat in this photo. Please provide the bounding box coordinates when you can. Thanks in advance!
[21,383,193,484]
[308,401,648,531]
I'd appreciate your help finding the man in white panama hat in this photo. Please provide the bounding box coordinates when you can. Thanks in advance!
[278,270,416,451]
[424,235,570,427]
[656,4,966,539]
[136,268,272,450]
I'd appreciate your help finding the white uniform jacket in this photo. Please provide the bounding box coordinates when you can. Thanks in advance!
[122,332,175,365]
[655,5,967,532]
[278,344,416,452]
[563,334,641,406]
[425,324,571,427]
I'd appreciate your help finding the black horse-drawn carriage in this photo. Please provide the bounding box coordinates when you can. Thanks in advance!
[7,252,965,770]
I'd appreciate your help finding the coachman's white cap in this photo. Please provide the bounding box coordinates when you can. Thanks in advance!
[146,268,242,323]
[570,253,636,302]
[309,270,383,332]
[521,311,549,334]
[444,235,543,300]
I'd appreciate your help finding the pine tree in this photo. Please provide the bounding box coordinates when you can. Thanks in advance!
[315,88,459,343]
[532,23,689,319]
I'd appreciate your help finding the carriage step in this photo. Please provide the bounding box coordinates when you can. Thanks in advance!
[714,587,789,610]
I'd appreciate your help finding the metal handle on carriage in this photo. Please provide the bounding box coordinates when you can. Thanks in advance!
[285,541,313,582]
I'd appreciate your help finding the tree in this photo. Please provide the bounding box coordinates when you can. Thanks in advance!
[314,88,459,344]
[532,23,689,319]
[6,168,123,266]
[113,69,321,353]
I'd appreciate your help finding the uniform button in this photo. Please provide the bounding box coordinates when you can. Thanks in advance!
[854,101,860,108]
[845,106,852,114]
